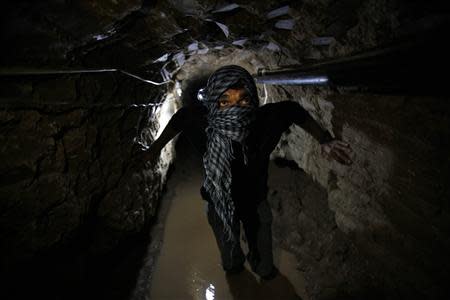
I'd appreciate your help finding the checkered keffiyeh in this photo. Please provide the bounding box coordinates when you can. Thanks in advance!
[202,65,259,242]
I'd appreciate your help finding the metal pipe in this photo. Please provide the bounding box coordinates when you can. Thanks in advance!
[0,68,171,86]
[252,42,416,86]
[254,73,329,85]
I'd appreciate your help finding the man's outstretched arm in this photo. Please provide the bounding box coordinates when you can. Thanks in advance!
[300,113,334,144]
[132,107,188,165]
[285,101,353,165]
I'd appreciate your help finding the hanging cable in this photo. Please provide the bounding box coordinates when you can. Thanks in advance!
[0,68,171,86]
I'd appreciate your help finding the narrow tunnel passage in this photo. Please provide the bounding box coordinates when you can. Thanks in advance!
[2,1,450,299]
[138,135,307,300]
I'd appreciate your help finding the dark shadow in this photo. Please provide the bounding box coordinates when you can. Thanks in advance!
[2,167,177,300]
[226,268,302,300]
[2,227,152,300]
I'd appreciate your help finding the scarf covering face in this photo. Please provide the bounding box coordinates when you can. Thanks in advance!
[202,65,259,242]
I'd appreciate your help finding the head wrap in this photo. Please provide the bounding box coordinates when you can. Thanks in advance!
[202,65,259,242]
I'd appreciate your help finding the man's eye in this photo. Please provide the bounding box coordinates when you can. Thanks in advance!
[219,100,228,106]
[240,98,250,104]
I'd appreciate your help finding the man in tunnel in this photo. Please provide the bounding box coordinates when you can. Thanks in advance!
[135,65,352,280]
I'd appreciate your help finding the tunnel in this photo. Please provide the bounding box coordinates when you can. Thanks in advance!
[1,1,450,299]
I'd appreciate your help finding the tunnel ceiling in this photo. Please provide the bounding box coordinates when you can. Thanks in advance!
[3,0,448,85]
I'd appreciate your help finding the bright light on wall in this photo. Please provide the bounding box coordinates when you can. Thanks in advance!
[156,93,176,138]
[153,85,181,180]
[175,80,183,97]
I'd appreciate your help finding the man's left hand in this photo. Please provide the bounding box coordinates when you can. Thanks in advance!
[321,140,353,165]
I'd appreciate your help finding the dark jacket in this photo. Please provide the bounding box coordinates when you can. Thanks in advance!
[170,100,322,212]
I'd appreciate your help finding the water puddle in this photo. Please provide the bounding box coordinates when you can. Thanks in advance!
[147,139,309,299]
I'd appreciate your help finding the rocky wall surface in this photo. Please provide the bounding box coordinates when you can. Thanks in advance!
[268,159,379,300]
[267,86,450,299]
[0,74,179,299]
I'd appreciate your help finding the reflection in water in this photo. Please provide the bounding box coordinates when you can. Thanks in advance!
[148,137,308,300]
[205,283,215,300]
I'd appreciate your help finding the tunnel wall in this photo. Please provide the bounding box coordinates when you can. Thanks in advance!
[267,85,450,299]
[0,74,178,297]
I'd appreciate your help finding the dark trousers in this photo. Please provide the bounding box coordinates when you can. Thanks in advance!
[205,198,274,277]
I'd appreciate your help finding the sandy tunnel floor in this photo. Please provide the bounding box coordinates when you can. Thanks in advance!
[146,137,308,300]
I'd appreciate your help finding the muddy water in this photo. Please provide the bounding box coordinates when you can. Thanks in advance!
[148,138,308,300]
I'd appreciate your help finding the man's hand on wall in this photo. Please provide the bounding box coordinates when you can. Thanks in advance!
[321,140,353,165]
[141,144,160,166]
[128,143,160,170]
